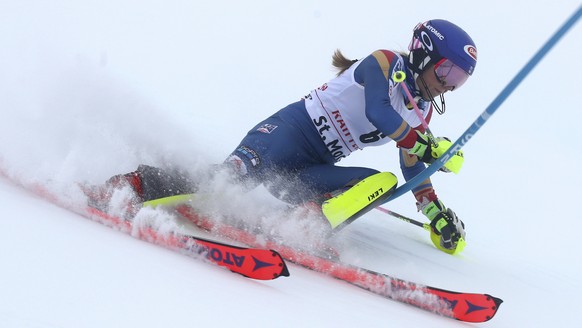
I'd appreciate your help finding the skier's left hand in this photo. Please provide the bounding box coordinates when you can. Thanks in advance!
[420,199,466,254]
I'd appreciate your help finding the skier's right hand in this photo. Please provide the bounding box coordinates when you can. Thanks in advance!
[420,199,466,254]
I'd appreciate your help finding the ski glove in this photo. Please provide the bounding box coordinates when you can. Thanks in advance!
[405,130,435,164]
[401,132,465,174]
[420,199,466,254]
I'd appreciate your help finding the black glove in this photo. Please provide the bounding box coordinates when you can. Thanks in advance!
[430,208,466,251]
[420,199,466,254]
[405,130,435,164]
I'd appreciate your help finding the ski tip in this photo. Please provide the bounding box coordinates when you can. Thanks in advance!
[272,250,291,278]
[488,294,504,307]
[279,264,291,278]
[448,292,504,323]
[482,294,503,322]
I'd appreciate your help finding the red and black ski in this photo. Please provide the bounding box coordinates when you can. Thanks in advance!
[85,206,289,280]
[177,205,502,323]
[0,172,289,281]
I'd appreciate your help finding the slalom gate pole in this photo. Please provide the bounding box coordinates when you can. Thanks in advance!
[383,5,582,203]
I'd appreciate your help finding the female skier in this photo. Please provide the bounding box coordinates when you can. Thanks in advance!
[97,19,476,254]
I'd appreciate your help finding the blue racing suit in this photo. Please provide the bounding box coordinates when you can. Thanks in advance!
[227,50,436,205]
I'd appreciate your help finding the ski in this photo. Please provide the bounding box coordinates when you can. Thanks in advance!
[85,206,289,280]
[0,174,289,281]
[176,205,502,323]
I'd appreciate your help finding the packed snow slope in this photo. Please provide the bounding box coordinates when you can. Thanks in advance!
[1,1,581,327]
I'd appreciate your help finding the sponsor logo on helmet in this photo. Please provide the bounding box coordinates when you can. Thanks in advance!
[420,31,434,51]
[464,45,478,61]
[425,23,445,41]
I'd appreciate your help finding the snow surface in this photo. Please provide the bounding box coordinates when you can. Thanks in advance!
[1,1,581,327]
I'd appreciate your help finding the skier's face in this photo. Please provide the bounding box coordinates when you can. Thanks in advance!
[417,64,455,101]
[417,59,470,101]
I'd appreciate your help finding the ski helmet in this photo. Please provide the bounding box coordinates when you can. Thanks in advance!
[408,19,478,82]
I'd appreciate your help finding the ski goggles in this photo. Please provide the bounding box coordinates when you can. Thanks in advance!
[434,58,470,91]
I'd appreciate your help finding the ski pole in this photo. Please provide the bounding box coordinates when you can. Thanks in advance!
[376,206,467,255]
[392,70,438,147]
[375,206,431,232]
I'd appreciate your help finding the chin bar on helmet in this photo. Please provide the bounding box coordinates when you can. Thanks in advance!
[417,75,446,115]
